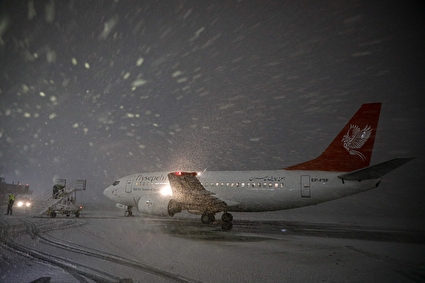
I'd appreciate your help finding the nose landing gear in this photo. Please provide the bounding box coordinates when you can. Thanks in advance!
[124,206,133,217]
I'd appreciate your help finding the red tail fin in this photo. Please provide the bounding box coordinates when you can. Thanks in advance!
[285,103,381,172]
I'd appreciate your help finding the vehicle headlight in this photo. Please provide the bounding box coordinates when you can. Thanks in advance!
[17,201,24,207]
[26,202,31,207]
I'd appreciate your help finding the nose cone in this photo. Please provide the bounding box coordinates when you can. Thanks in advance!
[103,186,112,198]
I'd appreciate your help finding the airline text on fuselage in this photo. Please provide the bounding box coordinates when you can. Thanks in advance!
[136,174,168,183]
[249,175,286,182]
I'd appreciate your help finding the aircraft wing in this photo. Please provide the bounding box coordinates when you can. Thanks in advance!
[167,172,231,213]
[338,158,415,181]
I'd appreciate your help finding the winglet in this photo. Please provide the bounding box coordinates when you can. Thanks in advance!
[285,103,382,172]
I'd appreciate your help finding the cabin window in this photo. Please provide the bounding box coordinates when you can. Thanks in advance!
[269,183,273,187]
[236,182,239,187]
[231,183,234,187]
[241,183,245,187]
[274,183,279,188]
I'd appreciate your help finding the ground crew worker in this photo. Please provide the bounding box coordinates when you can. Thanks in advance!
[53,184,65,198]
[5,194,15,215]
[53,185,58,198]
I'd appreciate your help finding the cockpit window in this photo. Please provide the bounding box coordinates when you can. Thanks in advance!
[112,181,120,186]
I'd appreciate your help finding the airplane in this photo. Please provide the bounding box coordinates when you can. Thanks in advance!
[103,103,414,230]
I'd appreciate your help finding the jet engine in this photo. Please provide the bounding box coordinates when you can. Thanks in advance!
[137,194,182,217]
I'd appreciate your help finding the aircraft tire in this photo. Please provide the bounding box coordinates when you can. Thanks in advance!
[222,212,233,222]
[201,213,215,224]
[201,213,209,223]
[50,211,56,218]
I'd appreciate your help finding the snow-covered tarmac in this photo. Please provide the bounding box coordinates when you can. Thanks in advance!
[1,204,424,283]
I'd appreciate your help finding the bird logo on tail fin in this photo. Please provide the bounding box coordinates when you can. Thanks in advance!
[342,124,372,161]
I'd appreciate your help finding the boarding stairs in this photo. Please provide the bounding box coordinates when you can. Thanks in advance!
[31,179,86,216]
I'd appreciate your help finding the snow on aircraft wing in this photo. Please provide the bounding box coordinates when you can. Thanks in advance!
[338,158,415,181]
[167,172,230,212]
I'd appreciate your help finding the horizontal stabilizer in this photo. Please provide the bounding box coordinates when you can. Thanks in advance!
[338,158,415,181]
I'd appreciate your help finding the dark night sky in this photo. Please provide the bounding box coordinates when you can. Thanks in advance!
[1,1,424,222]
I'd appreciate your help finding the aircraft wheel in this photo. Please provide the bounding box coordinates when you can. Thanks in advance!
[221,221,233,231]
[201,213,215,224]
[222,212,233,222]
[201,213,209,223]
[50,211,57,218]
[124,210,131,217]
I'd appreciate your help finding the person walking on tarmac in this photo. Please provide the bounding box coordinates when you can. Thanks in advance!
[5,194,15,215]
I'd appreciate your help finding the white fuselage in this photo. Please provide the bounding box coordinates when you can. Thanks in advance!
[103,169,380,213]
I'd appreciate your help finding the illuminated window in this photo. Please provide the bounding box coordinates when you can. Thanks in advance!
[236,182,239,187]
[274,183,278,188]
[241,183,245,187]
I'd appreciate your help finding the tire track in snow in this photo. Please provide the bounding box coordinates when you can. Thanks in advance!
[17,218,202,283]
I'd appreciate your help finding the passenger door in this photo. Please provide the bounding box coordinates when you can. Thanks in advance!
[300,175,311,198]
[125,178,132,193]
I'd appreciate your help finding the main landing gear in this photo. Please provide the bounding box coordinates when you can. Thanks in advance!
[201,212,233,231]
[125,206,133,217]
